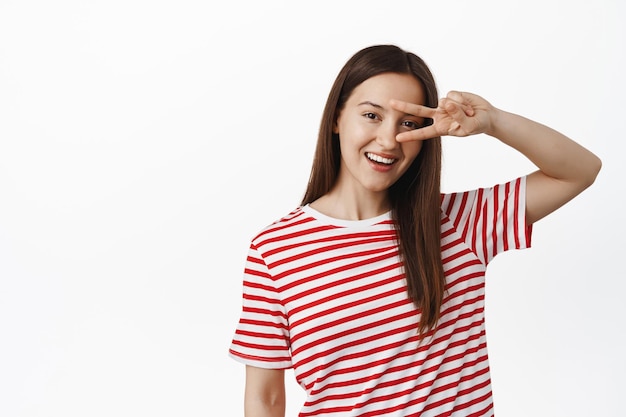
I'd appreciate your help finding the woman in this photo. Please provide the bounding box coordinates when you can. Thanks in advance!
[229,44,601,416]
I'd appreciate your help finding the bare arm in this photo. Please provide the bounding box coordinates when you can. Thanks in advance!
[392,92,602,224]
[486,108,601,224]
[244,366,286,417]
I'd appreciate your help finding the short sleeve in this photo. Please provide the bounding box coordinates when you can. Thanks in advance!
[229,243,292,369]
[441,176,533,265]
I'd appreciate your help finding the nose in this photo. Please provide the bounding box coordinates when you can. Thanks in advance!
[375,120,399,150]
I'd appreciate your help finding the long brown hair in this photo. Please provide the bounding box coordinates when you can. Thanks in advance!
[301,45,445,336]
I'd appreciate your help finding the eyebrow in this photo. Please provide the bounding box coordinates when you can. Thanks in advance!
[358,101,384,109]
[358,100,421,120]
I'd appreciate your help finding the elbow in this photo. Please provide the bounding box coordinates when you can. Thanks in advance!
[244,366,286,417]
[583,154,602,188]
[244,395,286,417]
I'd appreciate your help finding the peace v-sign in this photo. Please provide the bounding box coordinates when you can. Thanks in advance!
[391,91,495,142]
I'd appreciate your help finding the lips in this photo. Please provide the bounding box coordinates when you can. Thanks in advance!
[366,152,396,165]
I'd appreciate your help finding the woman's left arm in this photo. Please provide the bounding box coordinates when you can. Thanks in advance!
[486,107,602,224]
[391,91,602,224]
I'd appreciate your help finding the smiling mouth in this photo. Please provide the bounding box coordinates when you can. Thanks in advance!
[366,152,396,165]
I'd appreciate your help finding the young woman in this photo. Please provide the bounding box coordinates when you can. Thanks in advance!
[229,45,601,417]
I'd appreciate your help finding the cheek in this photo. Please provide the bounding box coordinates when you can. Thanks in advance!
[338,123,371,149]
[402,140,423,161]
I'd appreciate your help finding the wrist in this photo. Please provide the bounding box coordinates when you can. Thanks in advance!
[485,107,507,138]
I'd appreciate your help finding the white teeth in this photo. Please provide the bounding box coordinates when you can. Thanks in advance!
[366,153,395,165]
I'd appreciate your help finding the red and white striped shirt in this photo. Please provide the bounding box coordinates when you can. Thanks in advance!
[230,177,532,416]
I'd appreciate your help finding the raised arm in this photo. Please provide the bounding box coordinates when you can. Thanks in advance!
[485,107,601,224]
[391,91,602,224]
[244,366,286,417]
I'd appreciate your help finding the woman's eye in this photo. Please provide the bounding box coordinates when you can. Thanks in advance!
[363,112,378,120]
[402,120,420,130]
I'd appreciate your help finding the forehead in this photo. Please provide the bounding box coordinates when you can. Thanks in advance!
[348,72,425,106]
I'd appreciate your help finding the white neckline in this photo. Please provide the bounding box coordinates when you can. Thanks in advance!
[302,204,392,228]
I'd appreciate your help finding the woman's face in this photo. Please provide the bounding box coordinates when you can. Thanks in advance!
[333,72,425,196]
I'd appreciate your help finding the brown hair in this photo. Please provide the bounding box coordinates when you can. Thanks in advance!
[301,45,445,336]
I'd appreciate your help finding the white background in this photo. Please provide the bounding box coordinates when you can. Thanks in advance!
[1,1,624,416]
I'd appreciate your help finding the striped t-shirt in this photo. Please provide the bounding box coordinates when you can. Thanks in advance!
[229,177,532,416]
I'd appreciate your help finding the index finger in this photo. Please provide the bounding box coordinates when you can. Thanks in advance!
[389,99,436,119]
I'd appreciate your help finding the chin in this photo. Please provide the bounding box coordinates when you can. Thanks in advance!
[363,182,394,194]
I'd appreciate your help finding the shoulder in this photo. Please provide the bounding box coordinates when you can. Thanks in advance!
[440,177,527,220]
[440,177,526,204]
[250,206,312,247]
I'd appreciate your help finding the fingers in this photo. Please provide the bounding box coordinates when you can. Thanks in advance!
[389,99,436,119]
[446,91,475,116]
[441,98,471,135]
[389,99,439,141]
[391,93,478,140]
[396,124,440,142]
[391,95,474,121]
[447,90,466,103]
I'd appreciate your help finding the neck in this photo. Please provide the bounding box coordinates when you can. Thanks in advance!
[310,184,390,221]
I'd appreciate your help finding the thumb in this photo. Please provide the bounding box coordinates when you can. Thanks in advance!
[440,98,470,135]
[446,91,475,116]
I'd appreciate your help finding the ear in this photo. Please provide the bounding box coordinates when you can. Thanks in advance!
[332,115,340,134]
